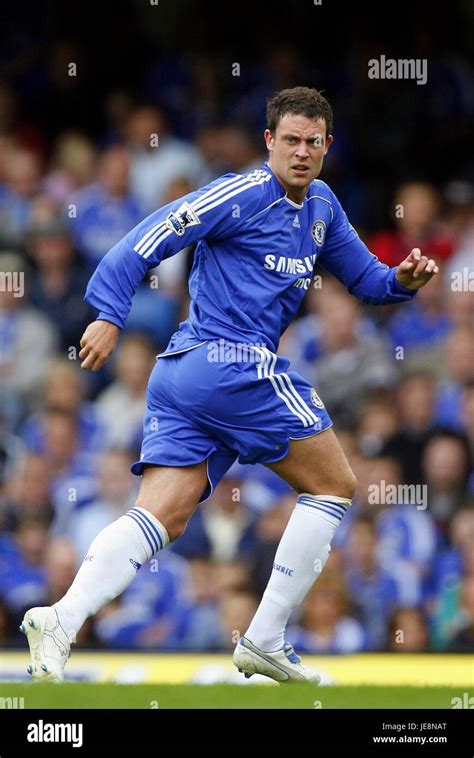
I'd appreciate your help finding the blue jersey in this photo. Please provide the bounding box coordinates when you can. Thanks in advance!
[84,162,415,354]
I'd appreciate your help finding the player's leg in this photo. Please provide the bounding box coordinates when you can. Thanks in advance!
[21,348,233,681]
[243,427,355,653]
[55,462,207,634]
[21,462,207,681]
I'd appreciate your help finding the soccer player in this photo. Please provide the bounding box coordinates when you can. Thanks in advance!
[22,87,439,683]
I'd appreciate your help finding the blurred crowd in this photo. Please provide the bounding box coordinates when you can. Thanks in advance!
[0,41,473,655]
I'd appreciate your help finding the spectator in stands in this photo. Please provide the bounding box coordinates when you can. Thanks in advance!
[421,431,471,531]
[0,251,57,423]
[287,564,367,653]
[93,550,193,650]
[386,259,452,361]
[0,411,24,496]
[26,218,95,349]
[125,105,205,211]
[386,607,430,652]
[0,516,48,616]
[446,283,474,328]
[65,449,137,562]
[0,598,10,646]
[101,90,134,147]
[95,333,156,450]
[305,288,396,426]
[356,398,400,458]
[443,181,474,284]
[172,467,256,562]
[40,409,98,534]
[430,506,474,648]
[21,359,104,455]
[344,517,421,649]
[177,558,221,649]
[179,557,254,650]
[335,454,437,594]
[370,182,454,268]
[0,148,41,246]
[446,576,474,652]
[44,537,78,605]
[43,132,96,204]
[463,383,474,463]
[209,589,259,651]
[250,492,295,596]
[434,326,474,431]
[212,124,265,175]
[279,275,378,378]
[69,145,144,266]
[199,470,256,561]
[373,456,438,587]
[1,453,53,531]
[383,372,437,484]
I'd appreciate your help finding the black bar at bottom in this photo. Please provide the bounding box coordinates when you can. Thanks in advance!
[0,708,472,756]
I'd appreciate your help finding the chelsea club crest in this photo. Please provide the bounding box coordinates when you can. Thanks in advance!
[311,220,326,247]
[311,388,324,408]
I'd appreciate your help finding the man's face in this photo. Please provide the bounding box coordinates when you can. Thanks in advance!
[265,113,332,201]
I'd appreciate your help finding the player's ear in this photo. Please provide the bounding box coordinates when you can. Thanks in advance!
[324,134,334,155]
[264,129,274,151]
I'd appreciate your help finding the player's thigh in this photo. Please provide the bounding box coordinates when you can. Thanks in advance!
[134,462,208,538]
[266,427,356,498]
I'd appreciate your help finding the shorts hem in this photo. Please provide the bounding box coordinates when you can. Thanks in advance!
[240,422,334,467]
[289,420,333,441]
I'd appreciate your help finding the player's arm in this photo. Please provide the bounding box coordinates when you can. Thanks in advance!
[79,172,267,370]
[317,190,439,304]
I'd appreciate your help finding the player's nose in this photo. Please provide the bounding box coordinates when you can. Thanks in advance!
[295,142,309,158]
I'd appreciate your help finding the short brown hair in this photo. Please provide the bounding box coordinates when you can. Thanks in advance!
[266,86,333,136]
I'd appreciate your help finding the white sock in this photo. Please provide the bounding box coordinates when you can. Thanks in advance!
[54,507,169,641]
[245,494,351,652]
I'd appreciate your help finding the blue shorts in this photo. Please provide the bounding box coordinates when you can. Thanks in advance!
[131,342,332,502]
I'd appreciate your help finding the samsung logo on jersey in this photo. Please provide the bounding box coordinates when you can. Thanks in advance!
[264,253,317,275]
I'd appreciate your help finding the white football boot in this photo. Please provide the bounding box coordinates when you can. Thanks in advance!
[233,636,321,683]
[20,606,71,683]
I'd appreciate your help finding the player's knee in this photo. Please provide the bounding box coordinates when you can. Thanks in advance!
[135,504,190,543]
[307,466,357,500]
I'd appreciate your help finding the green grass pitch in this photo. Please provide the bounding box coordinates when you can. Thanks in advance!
[0,683,467,709]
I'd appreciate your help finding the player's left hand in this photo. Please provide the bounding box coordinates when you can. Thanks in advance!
[396,248,439,290]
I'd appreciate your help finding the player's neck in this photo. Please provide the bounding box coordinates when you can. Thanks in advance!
[285,187,307,206]
[267,160,308,206]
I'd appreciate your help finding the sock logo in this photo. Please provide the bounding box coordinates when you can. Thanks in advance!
[273,562,294,576]
[27,720,83,748]
[129,558,142,572]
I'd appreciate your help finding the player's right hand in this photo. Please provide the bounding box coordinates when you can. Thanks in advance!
[79,320,120,371]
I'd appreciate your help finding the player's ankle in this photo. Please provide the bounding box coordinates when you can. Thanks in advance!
[243,633,284,653]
